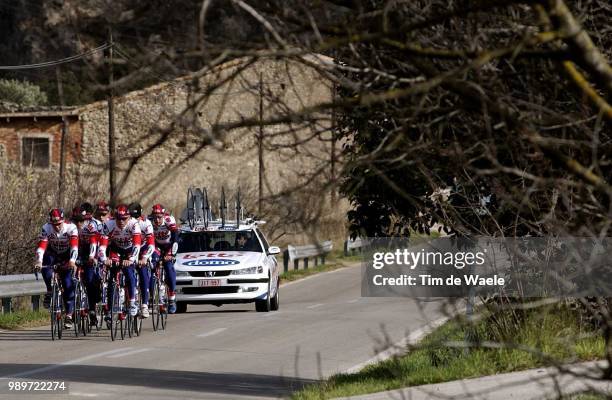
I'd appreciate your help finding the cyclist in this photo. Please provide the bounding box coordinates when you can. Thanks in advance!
[94,201,111,223]
[34,208,79,329]
[129,202,155,318]
[74,203,103,326]
[98,204,142,318]
[150,204,178,314]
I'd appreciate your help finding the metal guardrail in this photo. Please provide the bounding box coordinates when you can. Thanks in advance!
[282,240,333,272]
[343,237,364,256]
[0,274,46,313]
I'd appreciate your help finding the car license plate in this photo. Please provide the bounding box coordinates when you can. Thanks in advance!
[198,279,221,287]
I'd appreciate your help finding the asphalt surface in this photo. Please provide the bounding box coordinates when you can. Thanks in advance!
[0,264,449,400]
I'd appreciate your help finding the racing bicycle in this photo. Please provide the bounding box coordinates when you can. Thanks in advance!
[35,264,65,340]
[132,264,145,337]
[73,261,89,337]
[95,262,108,331]
[125,269,142,338]
[108,260,128,341]
[150,258,168,331]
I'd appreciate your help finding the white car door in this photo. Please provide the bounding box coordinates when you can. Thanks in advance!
[256,229,278,290]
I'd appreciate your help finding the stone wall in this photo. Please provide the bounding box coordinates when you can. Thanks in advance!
[77,56,347,245]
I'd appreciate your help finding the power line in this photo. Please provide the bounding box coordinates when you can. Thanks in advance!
[0,43,111,70]
[113,44,184,90]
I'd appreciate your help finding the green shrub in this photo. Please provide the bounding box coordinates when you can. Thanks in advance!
[0,79,48,107]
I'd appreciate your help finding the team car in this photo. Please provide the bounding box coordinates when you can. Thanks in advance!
[174,187,281,313]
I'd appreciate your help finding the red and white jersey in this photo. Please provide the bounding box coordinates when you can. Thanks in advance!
[137,216,155,260]
[98,218,142,262]
[36,222,79,263]
[152,214,177,247]
[78,218,101,259]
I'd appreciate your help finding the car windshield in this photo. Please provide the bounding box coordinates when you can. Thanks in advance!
[178,230,262,253]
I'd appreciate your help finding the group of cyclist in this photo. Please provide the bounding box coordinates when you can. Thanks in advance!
[34,200,179,330]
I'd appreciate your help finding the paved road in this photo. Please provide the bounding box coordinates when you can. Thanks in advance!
[0,264,448,400]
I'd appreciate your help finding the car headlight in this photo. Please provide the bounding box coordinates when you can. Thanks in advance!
[176,271,190,277]
[231,266,264,275]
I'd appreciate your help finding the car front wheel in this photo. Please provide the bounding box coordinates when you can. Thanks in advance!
[270,278,279,311]
[255,277,272,312]
[175,302,187,314]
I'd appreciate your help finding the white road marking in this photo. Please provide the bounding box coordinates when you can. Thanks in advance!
[344,315,450,373]
[70,393,98,397]
[347,299,359,303]
[107,348,151,358]
[196,327,227,338]
[307,303,324,309]
[0,347,133,379]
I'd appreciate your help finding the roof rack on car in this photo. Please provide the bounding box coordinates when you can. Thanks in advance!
[219,186,227,228]
[184,186,254,231]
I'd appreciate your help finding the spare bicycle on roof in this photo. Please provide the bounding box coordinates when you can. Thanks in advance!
[183,186,252,230]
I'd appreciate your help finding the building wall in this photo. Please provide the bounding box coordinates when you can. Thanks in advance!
[0,116,81,166]
[78,57,338,222]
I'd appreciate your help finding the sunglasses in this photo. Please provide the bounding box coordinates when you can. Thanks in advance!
[51,221,62,226]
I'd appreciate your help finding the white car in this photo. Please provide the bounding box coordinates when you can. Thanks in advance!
[174,221,281,313]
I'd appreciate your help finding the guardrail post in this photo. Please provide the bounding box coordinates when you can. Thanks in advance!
[321,254,326,265]
[314,257,319,267]
[283,249,289,273]
[294,259,299,270]
[32,295,40,311]
[344,240,348,256]
[1,297,12,314]
[304,258,308,269]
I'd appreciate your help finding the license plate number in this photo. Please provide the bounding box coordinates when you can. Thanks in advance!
[198,279,221,287]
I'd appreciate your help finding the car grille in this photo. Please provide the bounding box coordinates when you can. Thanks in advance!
[176,280,192,286]
[181,286,240,295]
[188,270,232,277]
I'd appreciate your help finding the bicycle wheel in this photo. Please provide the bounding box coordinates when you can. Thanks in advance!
[134,287,143,337]
[151,275,160,331]
[130,271,141,337]
[80,281,90,335]
[124,299,132,339]
[73,282,82,337]
[95,301,104,331]
[50,280,58,340]
[119,285,126,340]
[110,282,121,341]
[56,284,63,340]
[159,281,167,330]
[97,277,107,331]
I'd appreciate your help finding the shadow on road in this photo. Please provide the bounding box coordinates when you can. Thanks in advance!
[184,309,253,314]
[0,328,156,341]
[0,363,317,397]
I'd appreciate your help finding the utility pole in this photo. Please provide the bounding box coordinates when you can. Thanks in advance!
[55,66,69,207]
[258,73,264,214]
[330,82,337,205]
[107,29,117,205]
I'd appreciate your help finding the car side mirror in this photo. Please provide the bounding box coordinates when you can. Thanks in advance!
[267,246,281,255]
[172,242,179,256]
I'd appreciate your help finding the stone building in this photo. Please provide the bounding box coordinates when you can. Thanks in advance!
[0,56,345,243]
